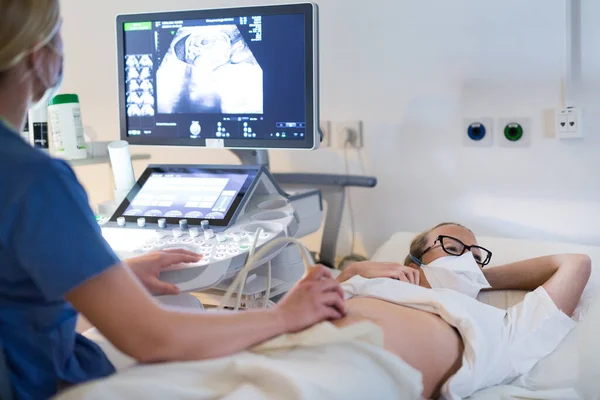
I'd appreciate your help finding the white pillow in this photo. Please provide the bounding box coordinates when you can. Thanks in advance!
[372,232,600,321]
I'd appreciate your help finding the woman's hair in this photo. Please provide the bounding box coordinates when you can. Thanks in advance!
[403,222,472,265]
[0,0,60,78]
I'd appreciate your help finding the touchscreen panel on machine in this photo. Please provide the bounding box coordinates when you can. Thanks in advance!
[123,172,248,220]
[113,167,258,226]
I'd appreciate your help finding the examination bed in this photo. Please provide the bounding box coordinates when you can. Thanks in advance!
[48,233,600,399]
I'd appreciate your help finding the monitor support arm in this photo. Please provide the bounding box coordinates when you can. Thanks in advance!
[231,149,270,169]
[230,127,371,268]
[271,173,377,268]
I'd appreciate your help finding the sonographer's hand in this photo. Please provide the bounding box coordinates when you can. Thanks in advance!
[274,265,346,333]
[127,249,202,296]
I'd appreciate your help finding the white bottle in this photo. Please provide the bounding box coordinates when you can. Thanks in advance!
[48,94,87,160]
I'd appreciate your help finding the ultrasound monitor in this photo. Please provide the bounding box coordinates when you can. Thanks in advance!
[116,3,320,150]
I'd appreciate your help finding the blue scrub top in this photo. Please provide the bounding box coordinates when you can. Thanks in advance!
[0,121,119,399]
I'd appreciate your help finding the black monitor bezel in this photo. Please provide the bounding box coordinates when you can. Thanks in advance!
[110,165,260,227]
[116,3,318,150]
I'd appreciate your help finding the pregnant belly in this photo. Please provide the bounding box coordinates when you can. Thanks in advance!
[332,297,464,399]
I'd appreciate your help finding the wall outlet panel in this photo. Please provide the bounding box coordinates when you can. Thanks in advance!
[497,117,532,147]
[556,108,583,139]
[336,121,363,149]
[463,118,493,147]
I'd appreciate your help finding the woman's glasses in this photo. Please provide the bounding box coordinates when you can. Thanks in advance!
[421,235,492,267]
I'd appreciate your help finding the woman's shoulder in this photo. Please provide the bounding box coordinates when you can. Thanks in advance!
[0,124,52,168]
[0,129,79,202]
[2,124,75,173]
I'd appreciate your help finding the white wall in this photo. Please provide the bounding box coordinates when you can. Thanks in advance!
[60,0,600,258]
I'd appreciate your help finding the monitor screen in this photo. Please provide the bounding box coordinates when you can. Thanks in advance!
[116,3,319,150]
[111,166,259,227]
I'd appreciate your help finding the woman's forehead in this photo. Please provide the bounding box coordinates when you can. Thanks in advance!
[430,224,477,245]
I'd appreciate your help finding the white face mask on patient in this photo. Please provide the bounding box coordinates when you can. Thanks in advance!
[420,252,492,298]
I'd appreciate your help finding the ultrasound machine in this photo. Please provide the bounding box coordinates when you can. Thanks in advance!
[102,3,376,309]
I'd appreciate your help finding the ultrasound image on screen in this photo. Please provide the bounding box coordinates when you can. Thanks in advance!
[156,25,263,115]
[126,54,155,117]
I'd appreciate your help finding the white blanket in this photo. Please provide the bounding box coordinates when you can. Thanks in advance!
[55,322,423,400]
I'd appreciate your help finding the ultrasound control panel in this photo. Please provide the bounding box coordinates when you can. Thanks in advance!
[101,165,307,292]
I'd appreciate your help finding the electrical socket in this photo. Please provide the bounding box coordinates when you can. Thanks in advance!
[319,120,332,147]
[336,121,363,149]
[556,108,583,139]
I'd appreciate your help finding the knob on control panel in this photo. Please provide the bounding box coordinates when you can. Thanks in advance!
[172,228,184,238]
[204,229,215,240]
[179,219,189,230]
[137,218,146,228]
[117,217,126,227]
[158,218,167,229]
[201,220,209,230]
[216,233,227,243]
[189,227,200,238]
[153,230,167,240]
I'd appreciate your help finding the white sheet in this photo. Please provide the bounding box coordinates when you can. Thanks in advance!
[55,322,423,400]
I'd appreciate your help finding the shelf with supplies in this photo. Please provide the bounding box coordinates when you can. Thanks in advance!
[68,154,151,167]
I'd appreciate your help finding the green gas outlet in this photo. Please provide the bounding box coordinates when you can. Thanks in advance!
[498,118,530,147]
[504,123,523,142]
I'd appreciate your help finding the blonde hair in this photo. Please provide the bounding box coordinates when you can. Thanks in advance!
[0,0,60,76]
[404,222,472,265]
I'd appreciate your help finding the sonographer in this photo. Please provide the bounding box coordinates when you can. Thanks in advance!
[0,1,345,398]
